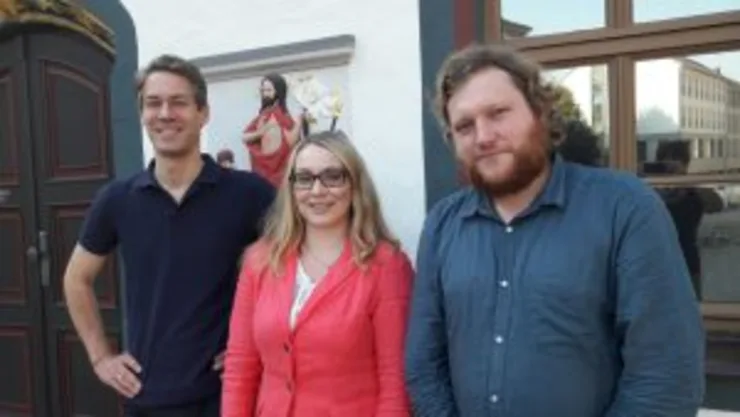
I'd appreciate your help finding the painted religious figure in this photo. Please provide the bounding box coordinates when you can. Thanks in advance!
[242,73,304,186]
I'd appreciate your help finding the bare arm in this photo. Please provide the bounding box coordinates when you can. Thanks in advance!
[64,182,142,398]
[63,244,111,364]
[64,244,142,398]
[242,127,264,144]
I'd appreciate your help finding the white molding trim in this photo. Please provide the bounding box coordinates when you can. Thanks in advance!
[192,35,355,83]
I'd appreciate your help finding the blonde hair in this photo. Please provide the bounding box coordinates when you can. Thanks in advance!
[260,130,398,275]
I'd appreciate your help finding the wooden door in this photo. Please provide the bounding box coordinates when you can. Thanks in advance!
[0,28,124,417]
[0,33,49,417]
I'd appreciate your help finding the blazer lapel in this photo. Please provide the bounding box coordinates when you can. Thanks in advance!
[271,253,298,338]
[293,240,356,331]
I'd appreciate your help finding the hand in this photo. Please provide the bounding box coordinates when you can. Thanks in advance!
[213,350,226,379]
[93,352,143,398]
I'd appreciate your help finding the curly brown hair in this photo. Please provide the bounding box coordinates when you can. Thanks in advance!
[433,43,565,148]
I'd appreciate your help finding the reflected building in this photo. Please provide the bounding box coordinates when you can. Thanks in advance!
[636,58,740,174]
[503,17,609,139]
[549,66,609,136]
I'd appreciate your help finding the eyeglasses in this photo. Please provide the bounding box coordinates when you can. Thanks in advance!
[291,168,348,190]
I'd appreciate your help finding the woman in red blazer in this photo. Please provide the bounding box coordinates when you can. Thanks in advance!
[222,130,413,417]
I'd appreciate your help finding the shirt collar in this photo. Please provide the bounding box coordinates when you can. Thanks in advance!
[133,153,221,189]
[460,153,569,219]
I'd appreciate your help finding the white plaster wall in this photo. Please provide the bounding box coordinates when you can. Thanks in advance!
[122,0,426,256]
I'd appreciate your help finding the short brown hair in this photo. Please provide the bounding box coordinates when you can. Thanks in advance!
[136,54,208,109]
[434,44,564,146]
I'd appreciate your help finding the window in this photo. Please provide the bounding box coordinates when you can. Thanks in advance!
[488,0,740,391]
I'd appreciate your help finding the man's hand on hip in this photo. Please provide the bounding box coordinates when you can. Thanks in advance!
[93,352,143,398]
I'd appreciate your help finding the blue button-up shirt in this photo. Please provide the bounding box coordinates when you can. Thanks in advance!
[405,156,705,417]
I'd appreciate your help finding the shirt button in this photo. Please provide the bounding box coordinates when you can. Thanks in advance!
[505,226,513,233]
[490,394,499,403]
[500,280,509,288]
[495,335,504,344]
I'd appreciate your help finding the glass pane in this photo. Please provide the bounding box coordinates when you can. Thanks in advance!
[651,182,740,303]
[635,0,740,23]
[636,51,740,176]
[544,64,610,167]
[501,0,604,38]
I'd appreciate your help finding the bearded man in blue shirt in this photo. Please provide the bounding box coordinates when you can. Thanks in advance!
[404,44,705,417]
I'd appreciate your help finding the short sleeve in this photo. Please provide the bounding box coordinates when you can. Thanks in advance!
[78,182,120,255]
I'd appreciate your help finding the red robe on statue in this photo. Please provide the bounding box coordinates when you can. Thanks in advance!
[244,106,295,187]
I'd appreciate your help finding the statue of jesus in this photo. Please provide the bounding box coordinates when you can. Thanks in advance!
[242,73,304,186]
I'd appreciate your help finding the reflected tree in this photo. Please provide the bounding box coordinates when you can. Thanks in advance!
[557,118,605,167]
[550,83,583,121]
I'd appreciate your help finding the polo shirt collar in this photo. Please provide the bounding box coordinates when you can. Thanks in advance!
[133,153,221,189]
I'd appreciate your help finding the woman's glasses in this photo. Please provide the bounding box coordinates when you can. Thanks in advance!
[291,168,348,190]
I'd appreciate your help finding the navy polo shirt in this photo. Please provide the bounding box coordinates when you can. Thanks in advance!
[78,155,275,407]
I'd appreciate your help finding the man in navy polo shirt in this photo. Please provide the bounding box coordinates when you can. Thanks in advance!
[63,55,275,417]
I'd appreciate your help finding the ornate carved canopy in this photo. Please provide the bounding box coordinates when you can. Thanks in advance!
[0,0,114,54]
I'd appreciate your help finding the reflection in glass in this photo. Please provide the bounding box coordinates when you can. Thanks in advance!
[501,0,603,38]
[634,1,739,23]
[653,182,740,303]
[636,51,740,176]
[544,65,609,166]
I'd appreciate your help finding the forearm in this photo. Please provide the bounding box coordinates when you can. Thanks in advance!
[405,351,458,417]
[242,130,262,143]
[221,349,260,417]
[607,187,705,416]
[404,299,458,415]
[604,306,704,417]
[65,279,112,364]
[406,224,458,416]
[222,265,262,417]
[374,253,413,417]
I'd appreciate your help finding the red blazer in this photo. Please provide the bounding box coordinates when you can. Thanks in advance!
[222,239,413,417]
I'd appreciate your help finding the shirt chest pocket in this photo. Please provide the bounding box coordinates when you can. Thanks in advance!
[521,268,611,359]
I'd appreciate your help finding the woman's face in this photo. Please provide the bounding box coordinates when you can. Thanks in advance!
[292,144,352,230]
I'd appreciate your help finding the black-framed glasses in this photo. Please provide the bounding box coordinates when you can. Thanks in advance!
[290,168,348,190]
